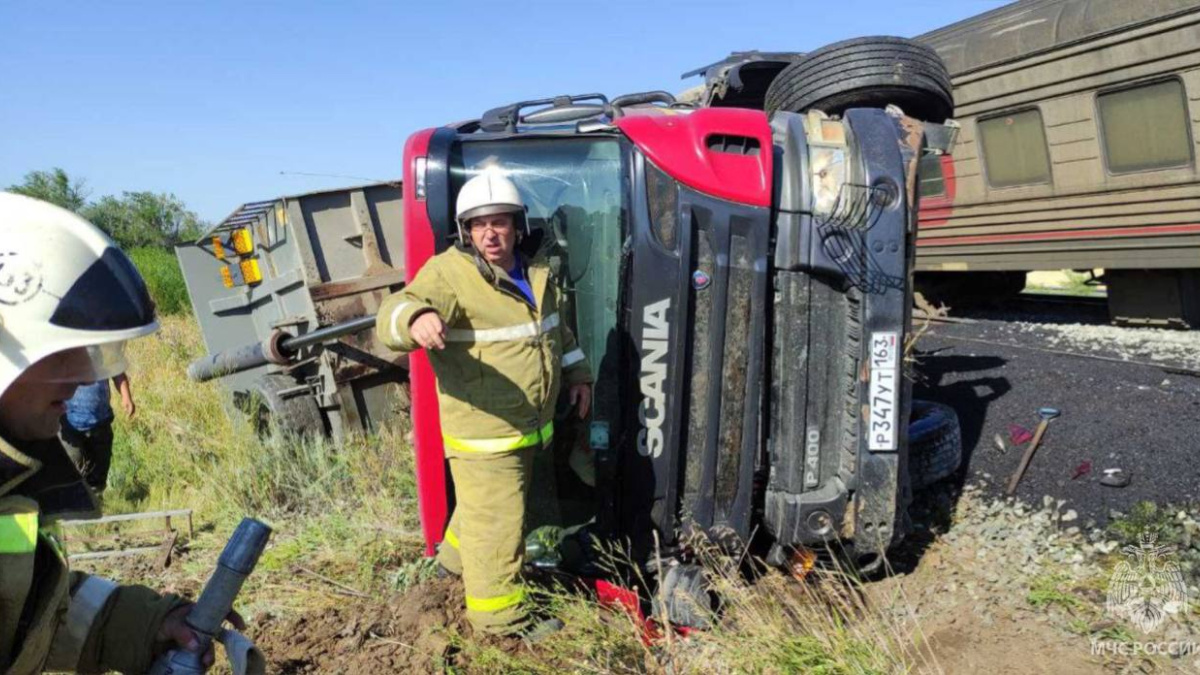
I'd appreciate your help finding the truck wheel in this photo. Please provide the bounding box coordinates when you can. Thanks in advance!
[651,562,714,629]
[908,400,962,489]
[764,36,953,122]
[248,373,325,437]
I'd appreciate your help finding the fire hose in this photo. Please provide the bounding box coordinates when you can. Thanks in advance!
[186,315,376,383]
[148,518,272,675]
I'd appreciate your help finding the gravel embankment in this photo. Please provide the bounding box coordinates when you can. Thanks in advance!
[880,483,1200,673]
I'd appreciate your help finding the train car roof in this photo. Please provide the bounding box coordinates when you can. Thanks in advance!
[918,0,1200,76]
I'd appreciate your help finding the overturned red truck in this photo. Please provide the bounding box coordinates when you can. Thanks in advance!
[405,38,962,600]
[182,37,964,622]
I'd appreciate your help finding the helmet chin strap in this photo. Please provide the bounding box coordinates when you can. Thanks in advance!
[472,246,498,284]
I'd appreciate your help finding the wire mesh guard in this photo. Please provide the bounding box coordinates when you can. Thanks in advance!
[814,183,906,295]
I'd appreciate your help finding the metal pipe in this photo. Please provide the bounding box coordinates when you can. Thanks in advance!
[187,518,272,633]
[279,315,376,352]
[186,342,268,382]
[148,518,272,675]
[186,315,376,383]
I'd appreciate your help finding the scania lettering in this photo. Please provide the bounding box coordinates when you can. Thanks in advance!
[638,298,671,459]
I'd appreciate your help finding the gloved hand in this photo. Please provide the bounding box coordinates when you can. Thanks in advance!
[156,604,246,669]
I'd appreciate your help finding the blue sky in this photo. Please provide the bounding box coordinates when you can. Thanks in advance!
[1,1,1007,222]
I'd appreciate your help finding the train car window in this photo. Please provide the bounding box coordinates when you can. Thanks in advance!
[918,154,946,198]
[978,109,1052,188]
[1098,80,1192,173]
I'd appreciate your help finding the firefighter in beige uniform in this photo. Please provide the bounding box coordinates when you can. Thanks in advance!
[377,171,593,634]
[0,193,244,673]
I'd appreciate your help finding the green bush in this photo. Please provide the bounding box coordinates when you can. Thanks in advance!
[127,247,191,316]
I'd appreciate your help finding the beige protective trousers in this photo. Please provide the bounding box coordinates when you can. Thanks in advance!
[436,442,561,634]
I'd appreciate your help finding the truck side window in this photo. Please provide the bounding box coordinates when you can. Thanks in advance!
[1098,79,1192,173]
[978,108,1052,188]
[456,138,624,394]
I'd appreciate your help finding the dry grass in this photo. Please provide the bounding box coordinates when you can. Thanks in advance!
[103,316,923,673]
[102,314,424,606]
[110,314,415,524]
[446,532,924,674]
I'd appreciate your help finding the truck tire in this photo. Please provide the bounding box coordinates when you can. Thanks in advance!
[764,36,953,122]
[908,400,962,489]
[651,562,714,629]
[249,373,325,437]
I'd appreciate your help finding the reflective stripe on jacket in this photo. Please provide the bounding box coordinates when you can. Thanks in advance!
[377,247,593,446]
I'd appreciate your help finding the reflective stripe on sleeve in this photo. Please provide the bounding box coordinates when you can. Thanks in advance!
[444,527,460,550]
[445,313,560,343]
[465,587,525,614]
[389,302,413,343]
[562,348,585,367]
[45,575,119,671]
[443,421,554,454]
[0,512,37,554]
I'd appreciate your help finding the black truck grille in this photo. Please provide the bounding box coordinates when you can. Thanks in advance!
[624,157,771,552]
[713,230,754,512]
[679,208,767,541]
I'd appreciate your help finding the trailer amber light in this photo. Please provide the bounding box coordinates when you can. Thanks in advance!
[231,228,254,255]
[219,266,234,289]
[239,258,263,285]
[212,236,226,260]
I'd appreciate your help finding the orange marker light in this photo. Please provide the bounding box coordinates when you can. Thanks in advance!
[239,258,263,285]
[231,228,254,255]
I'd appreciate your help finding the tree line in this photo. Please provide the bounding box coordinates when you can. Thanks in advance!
[7,168,206,250]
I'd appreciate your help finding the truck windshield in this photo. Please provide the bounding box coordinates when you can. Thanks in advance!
[455,138,625,482]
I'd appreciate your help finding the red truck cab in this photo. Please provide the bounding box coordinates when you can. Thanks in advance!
[404,92,924,576]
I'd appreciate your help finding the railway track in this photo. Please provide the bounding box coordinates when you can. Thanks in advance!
[913,290,1200,377]
[1011,292,1107,308]
[915,291,1110,327]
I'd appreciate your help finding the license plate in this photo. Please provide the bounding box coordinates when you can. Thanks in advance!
[868,331,899,451]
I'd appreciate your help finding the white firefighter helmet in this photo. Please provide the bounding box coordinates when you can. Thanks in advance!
[454,170,528,242]
[0,192,159,399]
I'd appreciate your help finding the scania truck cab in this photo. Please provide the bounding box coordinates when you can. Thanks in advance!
[405,91,935,574]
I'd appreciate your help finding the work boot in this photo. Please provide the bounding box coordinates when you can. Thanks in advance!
[436,563,460,580]
[519,617,564,646]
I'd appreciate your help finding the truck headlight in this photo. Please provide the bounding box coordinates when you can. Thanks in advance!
[804,112,852,223]
[810,145,848,219]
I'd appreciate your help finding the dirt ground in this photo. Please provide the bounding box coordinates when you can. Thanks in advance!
[249,577,468,674]
[873,538,1106,675]
[246,576,531,674]
[77,494,1199,674]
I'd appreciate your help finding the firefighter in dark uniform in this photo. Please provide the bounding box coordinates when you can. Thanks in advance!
[0,193,242,673]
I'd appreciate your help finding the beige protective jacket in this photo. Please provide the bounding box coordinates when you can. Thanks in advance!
[0,434,185,674]
[377,247,593,452]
